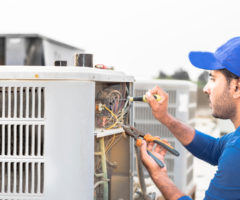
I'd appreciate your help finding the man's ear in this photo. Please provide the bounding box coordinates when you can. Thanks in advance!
[233,79,240,98]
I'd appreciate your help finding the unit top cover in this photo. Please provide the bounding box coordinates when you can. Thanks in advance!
[0,66,135,82]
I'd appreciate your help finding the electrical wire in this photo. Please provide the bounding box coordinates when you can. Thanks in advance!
[94,86,130,198]
[96,86,130,129]
[95,134,118,170]
[105,134,122,154]
[103,105,119,129]
[105,134,116,152]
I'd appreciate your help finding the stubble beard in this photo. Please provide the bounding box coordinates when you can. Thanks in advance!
[211,88,236,120]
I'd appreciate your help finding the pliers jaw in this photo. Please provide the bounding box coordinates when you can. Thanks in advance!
[122,125,144,140]
[122,125,165,168]
[123,125,180,157]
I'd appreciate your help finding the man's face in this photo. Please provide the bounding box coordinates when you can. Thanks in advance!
[203,70,236,119]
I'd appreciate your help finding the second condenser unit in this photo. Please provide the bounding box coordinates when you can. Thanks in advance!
[134,80,197,198]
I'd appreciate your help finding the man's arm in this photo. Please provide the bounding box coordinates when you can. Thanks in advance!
[140,140,190,200]
[139,86,195,199]
[146,86,195,146]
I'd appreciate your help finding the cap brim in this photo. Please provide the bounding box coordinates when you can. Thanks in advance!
[189,51,224,70]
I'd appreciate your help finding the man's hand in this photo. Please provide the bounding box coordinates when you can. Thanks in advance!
[140,139,186,200]
[140,139,168,178]
[145,85,195,145]
[145,86,170,124]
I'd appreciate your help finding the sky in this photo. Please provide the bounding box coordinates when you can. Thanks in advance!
[1,0,240,81]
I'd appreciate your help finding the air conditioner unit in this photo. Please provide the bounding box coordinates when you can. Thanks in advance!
[0,34,84,66]
[134,80,197,198]
[0,66,134,200]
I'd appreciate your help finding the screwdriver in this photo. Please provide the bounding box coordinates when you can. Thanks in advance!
[128,94,161,102]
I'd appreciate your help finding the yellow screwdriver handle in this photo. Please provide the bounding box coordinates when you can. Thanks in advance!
[142,94,161,102]
[129,94,161,102]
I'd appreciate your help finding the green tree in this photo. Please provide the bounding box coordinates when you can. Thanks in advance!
[197,71,208,88]
[158,70,168,79]
[171,68,190,80]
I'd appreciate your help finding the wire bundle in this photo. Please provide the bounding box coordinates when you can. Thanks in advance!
[96,85,130,129]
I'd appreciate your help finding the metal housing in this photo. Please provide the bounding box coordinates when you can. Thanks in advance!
[0,66,134,200]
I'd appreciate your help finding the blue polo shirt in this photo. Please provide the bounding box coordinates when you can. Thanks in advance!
[179,127,240,200]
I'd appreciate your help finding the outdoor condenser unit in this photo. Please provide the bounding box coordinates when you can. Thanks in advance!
[0,34,83,66]
[0,66,134,200]
[134,80,196,198]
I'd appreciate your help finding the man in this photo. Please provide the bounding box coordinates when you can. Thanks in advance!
[140,37,240,200]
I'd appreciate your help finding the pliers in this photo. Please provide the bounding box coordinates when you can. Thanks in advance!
[122,125,180,168]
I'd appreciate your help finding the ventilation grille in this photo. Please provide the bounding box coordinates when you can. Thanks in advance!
[135,123,173,138]
[0,87,45,119]
[0,123,45,198]
[0,85,45,199]
[0,124,44,157]
[134,89,147,96]
[0,162,44,194]
[134,107,176,120]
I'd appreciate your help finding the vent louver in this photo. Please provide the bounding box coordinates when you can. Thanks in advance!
[0,85,45,199]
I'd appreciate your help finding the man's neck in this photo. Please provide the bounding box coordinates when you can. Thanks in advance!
[232,119,240,129]
[231,114,240,129]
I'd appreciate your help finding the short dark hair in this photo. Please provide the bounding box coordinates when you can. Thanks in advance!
[219,68,239,84]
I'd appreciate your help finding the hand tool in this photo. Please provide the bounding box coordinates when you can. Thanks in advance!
[128,94,161,103]
[146,149,165,168]
[144,133,180,157]
[122,125,180,157]
[122,125,165,168]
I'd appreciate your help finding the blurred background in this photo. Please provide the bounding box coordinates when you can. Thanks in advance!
[0,0,239,199]
[1,0,240,80]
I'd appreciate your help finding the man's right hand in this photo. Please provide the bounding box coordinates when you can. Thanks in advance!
[146,85,195,146]
[145,86,170,124]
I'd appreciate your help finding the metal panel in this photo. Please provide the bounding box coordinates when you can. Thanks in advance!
[42,39,83,66]
[0,66,135,83]
[0,68,134,200]
[44,81,95,200]
[0,34,83,66]
[0,87,45,119]
[5,38,26,65]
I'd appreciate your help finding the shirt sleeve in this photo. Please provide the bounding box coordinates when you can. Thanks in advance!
[205,139,240,199]
[184,129,224,165]
[178,196,192,200]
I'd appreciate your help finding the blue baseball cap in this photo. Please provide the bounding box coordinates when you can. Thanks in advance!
[189,37,240,77]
